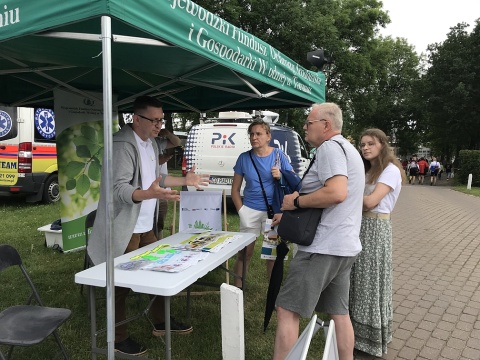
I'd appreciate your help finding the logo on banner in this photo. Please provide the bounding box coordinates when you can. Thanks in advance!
[0,110,12,138]
[34,108,56,139]
[83,98,95,106]
[211,132,235,146]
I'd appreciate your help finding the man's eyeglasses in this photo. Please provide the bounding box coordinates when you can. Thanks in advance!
[136,114,164,126]
[305,119,327,127]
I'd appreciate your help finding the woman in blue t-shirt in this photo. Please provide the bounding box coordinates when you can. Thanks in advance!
[231,120,293,288]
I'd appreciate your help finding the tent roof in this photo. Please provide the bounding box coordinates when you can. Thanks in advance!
[0,0,325,113]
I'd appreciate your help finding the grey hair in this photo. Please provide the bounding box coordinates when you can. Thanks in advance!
[312,102,343,131]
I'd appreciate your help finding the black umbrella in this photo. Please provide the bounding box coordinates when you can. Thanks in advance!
[263,240,290,332]
[264,169,301,332]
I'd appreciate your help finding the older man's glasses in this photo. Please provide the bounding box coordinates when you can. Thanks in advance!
[305,119,327,126]
[136,114,164,126]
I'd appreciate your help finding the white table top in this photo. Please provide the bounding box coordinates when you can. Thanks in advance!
[75,231,256,297]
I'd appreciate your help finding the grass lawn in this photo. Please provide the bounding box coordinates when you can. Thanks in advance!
[453,185,480,197]
[0,181,326,359]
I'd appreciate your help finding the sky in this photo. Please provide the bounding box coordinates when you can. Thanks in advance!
[379,0,480,53]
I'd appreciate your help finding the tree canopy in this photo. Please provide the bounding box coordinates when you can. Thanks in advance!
[419,21,480,160]
[176,0,479,163]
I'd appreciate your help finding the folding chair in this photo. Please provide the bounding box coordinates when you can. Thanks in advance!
[0,244,71,360]
[285,314,319,360]
[171,190,230,293]
[80,209,97,295]
[285,315,339,360]
[321,319,339,360]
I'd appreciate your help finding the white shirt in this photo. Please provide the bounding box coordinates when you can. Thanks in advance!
[299,136,365,257]
[430,161,440,171]
[133,132,157,233]
[364,163,402,214]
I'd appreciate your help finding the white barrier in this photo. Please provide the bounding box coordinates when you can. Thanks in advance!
[221,283,245,360]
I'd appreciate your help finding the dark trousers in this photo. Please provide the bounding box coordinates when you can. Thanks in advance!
[115,230,165,342]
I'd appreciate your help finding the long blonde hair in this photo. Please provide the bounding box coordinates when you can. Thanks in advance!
[360,128,406,184]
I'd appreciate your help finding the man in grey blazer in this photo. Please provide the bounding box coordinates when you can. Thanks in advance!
[88,95,209,356]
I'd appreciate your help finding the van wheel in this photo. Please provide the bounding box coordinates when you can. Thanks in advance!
[43,174,60,204]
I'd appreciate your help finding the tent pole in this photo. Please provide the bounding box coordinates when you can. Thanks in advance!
[101,15,115,360]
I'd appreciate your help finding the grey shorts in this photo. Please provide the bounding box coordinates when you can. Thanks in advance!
[276,251,357,318]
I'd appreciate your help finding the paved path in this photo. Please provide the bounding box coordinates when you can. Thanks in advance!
[383,181,480,359]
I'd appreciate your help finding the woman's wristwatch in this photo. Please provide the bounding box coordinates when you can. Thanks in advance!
[293,196,301,209]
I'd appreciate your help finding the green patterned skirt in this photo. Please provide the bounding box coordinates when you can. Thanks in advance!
[350,216,393,357]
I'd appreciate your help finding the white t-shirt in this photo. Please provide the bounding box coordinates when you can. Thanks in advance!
[364,163,402,214]
[430,161,440,172]
[133,132,157,233]
[299,135,365,257]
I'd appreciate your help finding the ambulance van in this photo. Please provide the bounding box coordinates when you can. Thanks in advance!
[0,106,59,203]
[182,111,310,196]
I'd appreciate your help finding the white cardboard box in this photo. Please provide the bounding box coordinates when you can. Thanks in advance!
[37,224,63,248]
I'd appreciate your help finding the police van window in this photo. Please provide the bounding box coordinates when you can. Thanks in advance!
[34,108,56,143]
[297,134,309,159]
[0,108,18,141]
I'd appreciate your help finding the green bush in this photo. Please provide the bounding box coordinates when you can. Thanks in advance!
[457,150,480,186]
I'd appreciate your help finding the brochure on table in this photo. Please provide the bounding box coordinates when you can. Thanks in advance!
[116,232,239,273]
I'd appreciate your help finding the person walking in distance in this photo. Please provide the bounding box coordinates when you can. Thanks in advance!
[407,155,418,184]
[417,157,429,185]
[445,162,453,180]
[429,156,441,186]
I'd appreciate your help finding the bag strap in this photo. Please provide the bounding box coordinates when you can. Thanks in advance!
[249,150,272,213]
[329,139,346,156]
[294,139,346,191]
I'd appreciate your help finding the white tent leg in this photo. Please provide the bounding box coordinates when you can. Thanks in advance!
[101,15,115,360]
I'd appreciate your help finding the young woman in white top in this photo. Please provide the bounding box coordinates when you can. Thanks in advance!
[350,128,406,357]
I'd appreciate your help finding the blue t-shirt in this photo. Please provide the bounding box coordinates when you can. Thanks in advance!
[233,148,293,211]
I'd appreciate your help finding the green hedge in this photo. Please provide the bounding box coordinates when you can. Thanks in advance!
[457,150,480,186]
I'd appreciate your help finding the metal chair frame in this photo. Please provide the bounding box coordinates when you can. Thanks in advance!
[0,244,71,360]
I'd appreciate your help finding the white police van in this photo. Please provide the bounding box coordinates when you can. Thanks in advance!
[182,111,310,196]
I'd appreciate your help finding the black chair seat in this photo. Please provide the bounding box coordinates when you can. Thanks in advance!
[0,244,71,359]
[0,305,71,346]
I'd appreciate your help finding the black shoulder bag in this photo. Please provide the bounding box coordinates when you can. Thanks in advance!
[249,151,275,219]
[277,140,346,246]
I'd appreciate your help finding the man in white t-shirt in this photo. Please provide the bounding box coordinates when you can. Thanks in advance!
[273,103,365,360]
[88,96,209,356]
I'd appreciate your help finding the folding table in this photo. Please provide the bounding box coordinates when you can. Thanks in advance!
[75,231,256,360]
